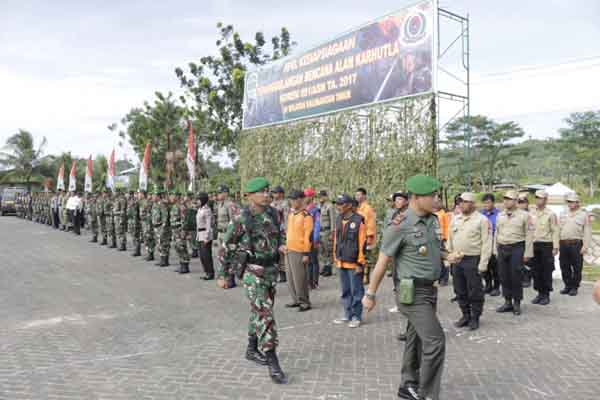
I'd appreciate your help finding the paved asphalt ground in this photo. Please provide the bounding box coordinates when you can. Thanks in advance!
[1,217,599,400]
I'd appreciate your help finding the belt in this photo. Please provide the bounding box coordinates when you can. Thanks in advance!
[560,239,582,245]
[320,227,331,232]
[498,241,525,248]
[197,228,206,232]
[534,241,553,246]
[413,278,435,288]
[218,229,226,233]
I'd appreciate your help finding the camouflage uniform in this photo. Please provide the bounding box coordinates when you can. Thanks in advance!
[87,195,99,242]
[114,193,127,250]
[141,196,156,260]
[127,193,141,256]
[318,199,336,276]
[220,206,283,354]
[154,197,171,266]
[184,197,198,258]
[171,198,190,271]
[214,198,240,285]
[105,194,116,247]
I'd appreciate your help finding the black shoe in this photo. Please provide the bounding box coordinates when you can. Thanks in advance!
[560,287,570,295]
[202,274,214,280]
[298,304,311,312]
[397,384,420,400]
[246,336,268,366]
[489,288,501,297]
[279,271,287,283]
[109,243,117,249]
[157,256,168,267]
[285,303,300,308]
[145,253,154,262]
[191,249,199,258]
[397,333,407,342]
[265,350,288,384]
[469,317,480,331]
[100,238,107,246]
[132,245,141,257]
[90,236,98,243]
[569,288,578,296]
[321,271,332,277]
[454,314,470,328]
[118,244,126,251]
[496,300,514,313]
[450,296,457,302]
[179,263,190,274]
[538,295,550,305]
[513,301,521,316]
[531,294,542,304]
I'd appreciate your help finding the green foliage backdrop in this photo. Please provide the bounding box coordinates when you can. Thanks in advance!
[240,94,437,214]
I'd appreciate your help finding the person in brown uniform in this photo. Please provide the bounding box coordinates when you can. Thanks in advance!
[530,190,559,305]
[495,190,534,316]
[558,192,592,296]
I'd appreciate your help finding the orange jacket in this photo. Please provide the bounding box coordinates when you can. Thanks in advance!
[357,201,376,244]
[435,209,451,241]
[333,216,367,269]
[286,209,313,253]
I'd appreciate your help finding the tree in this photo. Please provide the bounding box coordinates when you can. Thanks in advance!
[444,115,529,191]
[558,111,600,197]
[175,23,296,157]
[0,129,47,188]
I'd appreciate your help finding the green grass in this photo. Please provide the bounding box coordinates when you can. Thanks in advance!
[583,265,600,282]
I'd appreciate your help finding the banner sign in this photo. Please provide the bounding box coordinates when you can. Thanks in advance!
[242,0,435,129]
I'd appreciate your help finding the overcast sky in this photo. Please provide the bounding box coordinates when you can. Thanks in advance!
[2,0,600,163]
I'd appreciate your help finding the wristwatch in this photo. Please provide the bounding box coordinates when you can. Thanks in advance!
[365,292,376,301]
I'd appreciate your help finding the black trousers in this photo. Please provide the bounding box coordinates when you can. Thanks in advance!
[559,241,583,289]
[452,256,485,317]
[73,210,81,235]
[199,241,214,277]
[483,254,500,290]
[497,242,525,301]
[52,210,60,229]
[532,242,555,295]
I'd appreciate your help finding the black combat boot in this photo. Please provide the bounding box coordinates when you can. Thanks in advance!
[265,350,288,384]
[145,251,154,262]
[278,270,287,283]
[100,236,107,246]
[191,249,199,258]
[159,256,169,267]
[155,256,163,266]
[496,298,514,313]
[179,262,190,274]
[531,293,542,304]
[119,242,126,251]
[469,315,480,331]
[245,335,268,366]
[321,265,332,277]
[454,312,470,328]
[513,300,522,316]
[538,294,550,305]
[90,235,98,243]
[132,244,141,257]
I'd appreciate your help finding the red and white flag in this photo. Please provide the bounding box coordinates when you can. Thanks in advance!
[107,149,116,192]
[85,155,93,193]
[139,143,151,191]
[186,120,196,192]
[68,160,77,192]
[56,162,65,191]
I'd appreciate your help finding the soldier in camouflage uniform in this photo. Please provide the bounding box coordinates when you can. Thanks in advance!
[171,191,190,273]
[114,190,128,251]
[98,190,108,245]
[154,191,171,267]
[141,191,156,261]
[214,185,240,288]
[105,192,117,248]
[318,190,336,277]
[127,190,142,256]
[87,193,99,242]
[270,186,289,283]
[184,192,199,258]
[219,177,287,385]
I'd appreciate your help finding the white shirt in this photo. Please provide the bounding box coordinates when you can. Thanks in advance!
[66,196,82,211]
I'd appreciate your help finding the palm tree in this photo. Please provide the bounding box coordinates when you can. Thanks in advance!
[0,129,47,189]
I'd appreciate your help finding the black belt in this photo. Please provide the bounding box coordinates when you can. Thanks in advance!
[413,278,435,287]
[197,228,206,232]
[498,241,525,248]
[560,239,582,245]
[534,241,553,246]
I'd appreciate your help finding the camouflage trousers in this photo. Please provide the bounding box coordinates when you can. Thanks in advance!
[128,220,141,249]
[157,226,171,258]
[107,217,116,243]
[243,268,278,353]
[116,217,127,247]
[90,215,98,236]
[185,230,198,252]
[143,222,155,254]
[319,230,334,268]
[172,228,190,263]
[98,215,107,240]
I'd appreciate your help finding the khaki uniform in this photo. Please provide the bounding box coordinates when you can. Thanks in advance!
[531,207,559,296]
[495,208,534,302]
[559,209,592,291]
[447,212,492,319]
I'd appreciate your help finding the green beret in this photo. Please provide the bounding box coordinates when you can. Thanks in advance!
[406,174,441,196]
[245,177,269,193]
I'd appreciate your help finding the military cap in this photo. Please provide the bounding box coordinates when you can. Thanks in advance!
[304,187,316,197]
[461,192,476,203]
[535,190,548,199]
[271,186,284,194]
[405,175,441,196]
[503,190,518,200]
[288,190,305,200]
[335,193,353,205]
[517,192,529,202]
[217,185,230,193]
[319,190,328,197]
[244,177,269,193]
[566,192,580,202]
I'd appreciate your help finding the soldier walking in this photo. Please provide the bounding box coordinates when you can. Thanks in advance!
[214,185,239,288]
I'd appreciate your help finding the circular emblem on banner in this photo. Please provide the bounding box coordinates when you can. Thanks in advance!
[350,222,356,229]
[401,11,428,47]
